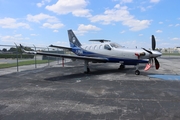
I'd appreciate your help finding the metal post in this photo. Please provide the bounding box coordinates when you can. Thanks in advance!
[57,48,59,64]
[33,44,37,68]
[62,57,64,67]
[14,43,19,72]
[47,47,50,66]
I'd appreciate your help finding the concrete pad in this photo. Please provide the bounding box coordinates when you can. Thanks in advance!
[0,56,180,120]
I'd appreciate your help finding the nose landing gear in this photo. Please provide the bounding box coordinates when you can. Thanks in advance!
[135,64,140,75]
[135,70,140,75]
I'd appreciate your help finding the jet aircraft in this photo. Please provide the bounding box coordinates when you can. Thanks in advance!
[20,29,162,75]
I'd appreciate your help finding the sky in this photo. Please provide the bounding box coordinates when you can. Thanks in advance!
[0,0,180,49]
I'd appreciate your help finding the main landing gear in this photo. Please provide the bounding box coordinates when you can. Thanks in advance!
[84,60,90,74]
[83,61,141,75]
[119,64,125,70]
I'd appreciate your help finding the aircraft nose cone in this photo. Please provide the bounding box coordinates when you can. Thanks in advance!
[152,51,162,57]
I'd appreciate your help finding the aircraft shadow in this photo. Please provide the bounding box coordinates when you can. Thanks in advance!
[44,66,144,82]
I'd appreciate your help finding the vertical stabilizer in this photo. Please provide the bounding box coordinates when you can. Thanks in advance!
[68,30,82,48]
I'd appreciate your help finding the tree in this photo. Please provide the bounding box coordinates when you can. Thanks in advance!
[2,48,7,52]
[24,47,34,51]
[8,47,17,52]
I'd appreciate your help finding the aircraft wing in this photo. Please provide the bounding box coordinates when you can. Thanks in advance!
[20,45,108,62]
[49,44,72,50]
[30,51,108,62]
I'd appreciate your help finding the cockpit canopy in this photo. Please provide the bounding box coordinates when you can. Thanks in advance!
[109,42,122,48]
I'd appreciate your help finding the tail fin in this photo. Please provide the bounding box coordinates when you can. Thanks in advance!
[68,29,82,48]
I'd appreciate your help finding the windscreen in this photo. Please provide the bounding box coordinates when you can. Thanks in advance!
[110,42,122,48]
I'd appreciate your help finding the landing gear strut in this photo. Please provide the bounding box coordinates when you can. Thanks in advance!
[135,64,140,75]
[84,60,90,73]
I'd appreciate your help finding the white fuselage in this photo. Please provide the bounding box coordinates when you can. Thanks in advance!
[80,42,149,60]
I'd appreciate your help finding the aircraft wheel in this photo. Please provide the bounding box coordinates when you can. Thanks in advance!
[84,68,90,74]
[135,70,140,75]
[119,64,125,70]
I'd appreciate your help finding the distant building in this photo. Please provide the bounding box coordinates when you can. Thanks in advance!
[161,47,180,54]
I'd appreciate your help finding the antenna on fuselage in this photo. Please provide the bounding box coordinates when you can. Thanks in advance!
[89,39,111,43]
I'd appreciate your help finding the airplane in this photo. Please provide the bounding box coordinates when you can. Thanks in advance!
[20,29,162,75]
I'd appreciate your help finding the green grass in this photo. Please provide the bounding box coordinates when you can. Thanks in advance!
[0,60,50,69]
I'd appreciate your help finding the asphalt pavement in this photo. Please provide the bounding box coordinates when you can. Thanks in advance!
[0,56,180,120]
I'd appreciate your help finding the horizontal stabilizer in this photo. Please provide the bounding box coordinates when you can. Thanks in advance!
[89,39,111,43]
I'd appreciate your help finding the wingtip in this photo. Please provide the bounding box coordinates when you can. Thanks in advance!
[20,44,23,48]
[19,44,26,53]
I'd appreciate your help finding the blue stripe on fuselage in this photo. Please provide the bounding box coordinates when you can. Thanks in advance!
[71,47,148,65]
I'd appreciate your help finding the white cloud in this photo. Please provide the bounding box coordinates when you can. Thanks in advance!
[156,30,162,33]
[53,41,69,46]
[27,13,64,30]
[139,5,152,12]
[90,5,151,31]
[120,30,125,34]
[121,40,148,49]
[72,9,91,17]
[114,4,120,8]
[120,0,133,4]
[27,13,59,23]
[168,24,180,27]
[139,34,143,36]
[159,21,163,24]
[37,0,51,7]
[168,24,173,27]
[30,34,38,36]
[0,34,29,43]
[78,24,101,31]
[53,30,59,32]
[150,0,160,3]
[14,34,22,37]
[171,37,180,40]
[42,23,64,29]
[0,17,30,29]
[175,24,180,27]
[45,0,91,17]
[76,24,101,35]
[140,7,146,11]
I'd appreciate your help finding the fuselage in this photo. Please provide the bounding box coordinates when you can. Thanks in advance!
[70,42,162,65]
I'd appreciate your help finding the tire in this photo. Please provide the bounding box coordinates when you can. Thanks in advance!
[135,70,140,75]
[84,68,90,74]
[119,65,125,70]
